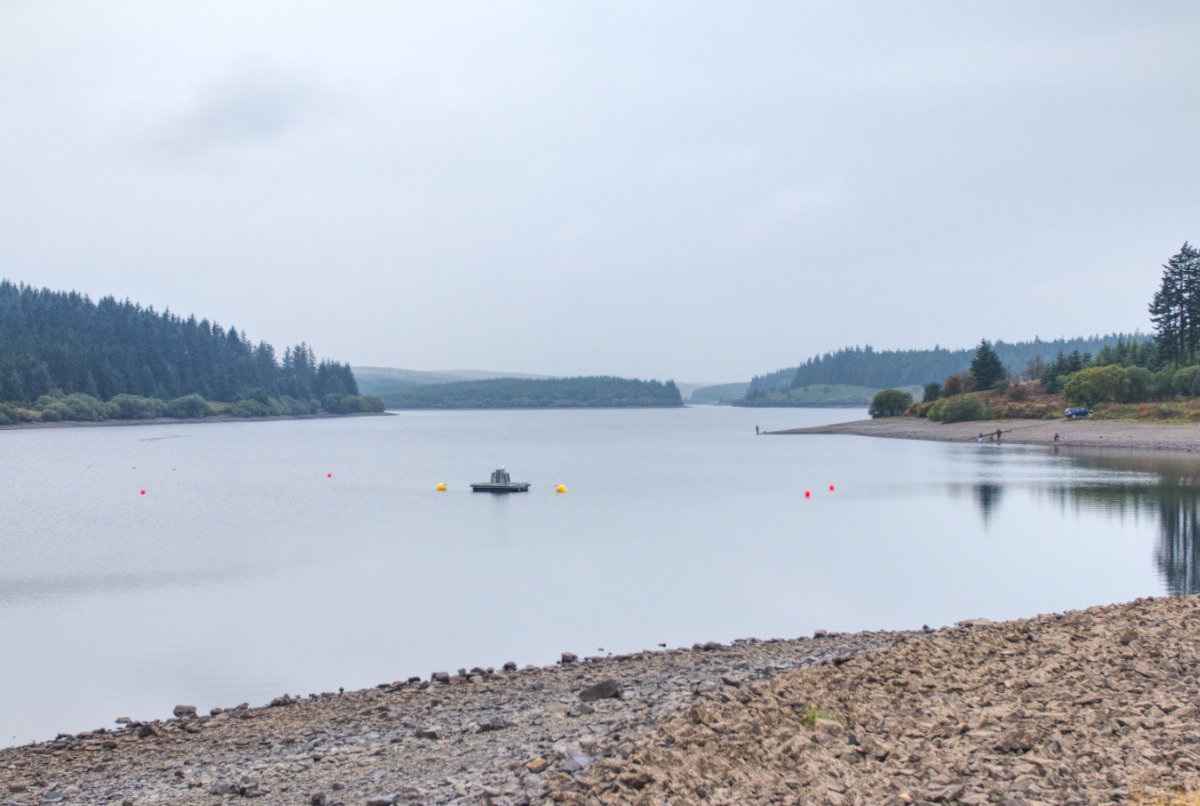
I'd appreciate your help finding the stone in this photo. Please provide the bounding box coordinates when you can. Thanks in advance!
[210,781,233,795]
[814,718,843,738]
[366,797,395,806]
[479,717,514,732]
[172,704,197,718]
[579,679,623,702]
[503,661,518,671]
[310,793,328,806]
[562,751,593,772]
[269,694,296,707]
[136,724,158,739]
[526,758,551,773]
[114,717,132,725]
[431,671,451,684]
[415,726,440,740]
[561,652,579,664]
[545,703,570,717]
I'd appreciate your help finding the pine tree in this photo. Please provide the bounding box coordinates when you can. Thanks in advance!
[1150,242,1200,365]
[970,339,1005,390]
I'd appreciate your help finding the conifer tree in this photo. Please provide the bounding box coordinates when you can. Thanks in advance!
[1150,242,1200,365]
[970,339,1005,390]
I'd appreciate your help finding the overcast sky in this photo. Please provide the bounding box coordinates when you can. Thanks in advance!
[2,2,1198,383]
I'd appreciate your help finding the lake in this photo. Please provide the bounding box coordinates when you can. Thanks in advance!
[2,406,1198,745]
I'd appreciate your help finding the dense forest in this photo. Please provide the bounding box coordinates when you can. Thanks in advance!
[744,334,1148,401]
[0,281,382,423]
[376,376,683,409]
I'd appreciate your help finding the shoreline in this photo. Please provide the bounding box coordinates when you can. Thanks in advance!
[3,596,1199,804]
[0,410,395,432]
[767,415,1200,452]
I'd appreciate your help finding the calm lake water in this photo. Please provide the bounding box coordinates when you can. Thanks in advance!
[3,406,1199,745]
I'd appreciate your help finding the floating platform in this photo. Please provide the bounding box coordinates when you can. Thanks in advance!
[470,467,530,493]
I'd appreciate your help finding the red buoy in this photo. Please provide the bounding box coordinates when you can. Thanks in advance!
[829,484,835,491]
[140,489,146,495]
[327,473,332,478]
[804,490,811,498]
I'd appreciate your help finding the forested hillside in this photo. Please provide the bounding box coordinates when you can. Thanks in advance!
[377,376,683,409]
[0,281,381,422]
[747,334,1147,397]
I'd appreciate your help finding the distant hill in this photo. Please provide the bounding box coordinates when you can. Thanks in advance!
[353,366,549,396]
[747,334,1149,398]
[734,383,910,408]
[688,382,750,404]
[373,375,684,409]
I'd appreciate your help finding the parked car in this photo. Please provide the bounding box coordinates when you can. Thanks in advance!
[1064,407,1093,419]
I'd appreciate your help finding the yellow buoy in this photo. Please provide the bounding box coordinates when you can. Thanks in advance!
[556,484,567,493]
[436,483,447,491]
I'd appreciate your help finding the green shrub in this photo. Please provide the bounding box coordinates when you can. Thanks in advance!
[1148,368,1172,399]
[1174,365,1200,397]
[1122,366,1153,402]
[278,396,316,416]
[166,394,212,418]
[1062,366,1125,407]
[928,393,989,423]
[107,394,167,420]
[62,393,109,421]
[869,388,914,418]
[37,401,71,421]
[922,382,941,403]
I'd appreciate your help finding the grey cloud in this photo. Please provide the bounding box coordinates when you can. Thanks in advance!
[153,64,332,158]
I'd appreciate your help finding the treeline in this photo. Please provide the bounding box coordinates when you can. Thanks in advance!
[744,334,1148,398]
[377,376,684,409]
[0,281,362,404]
[733,383,880,408]
[0,389,384,426]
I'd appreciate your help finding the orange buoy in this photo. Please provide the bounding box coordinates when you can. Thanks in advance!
[436,483,447,491]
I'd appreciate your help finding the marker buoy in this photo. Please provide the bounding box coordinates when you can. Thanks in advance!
[327,473,332,478]
[829,484,835,491]
[804,490,811,498]
[436,483,447,491]
[140,489,146,495]
[556,484,567,493]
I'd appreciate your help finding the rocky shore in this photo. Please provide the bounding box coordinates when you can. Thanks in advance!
[0,630,898,805]
[768,416,1200,452]
[6,596,1200,805]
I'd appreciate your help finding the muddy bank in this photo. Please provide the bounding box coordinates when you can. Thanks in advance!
[768,416,1200,452]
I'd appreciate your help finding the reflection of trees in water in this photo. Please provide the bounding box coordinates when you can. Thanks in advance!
[974,484,1002,524]
[1046,452,1200,596]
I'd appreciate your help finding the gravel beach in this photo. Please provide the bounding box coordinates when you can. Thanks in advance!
[767,416,1200,452]
[6,597,1200,805]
